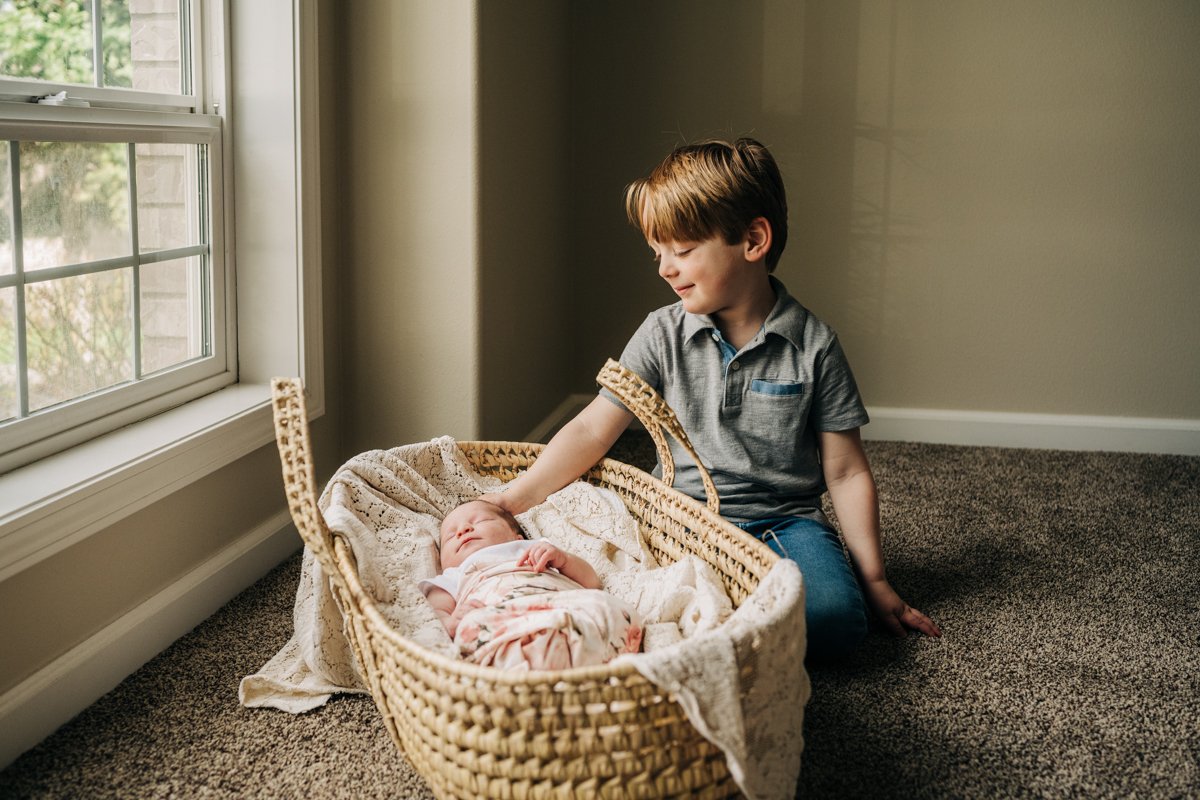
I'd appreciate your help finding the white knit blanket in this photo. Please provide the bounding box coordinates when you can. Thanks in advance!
[239,436,808,800]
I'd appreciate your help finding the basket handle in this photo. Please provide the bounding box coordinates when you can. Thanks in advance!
[596,359,720,514]
[270,377,351,596]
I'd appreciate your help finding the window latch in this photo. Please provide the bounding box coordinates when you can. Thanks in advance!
[35,91,90,108]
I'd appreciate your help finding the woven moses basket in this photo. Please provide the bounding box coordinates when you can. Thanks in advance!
[270,360,780,799]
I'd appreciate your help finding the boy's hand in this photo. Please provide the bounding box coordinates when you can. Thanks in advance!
[863,578,942,639]
[476,491,510,512]
[478,490,535,517]
[517,541,566,574]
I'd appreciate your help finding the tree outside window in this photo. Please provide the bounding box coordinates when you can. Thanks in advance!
[0,0,201,425]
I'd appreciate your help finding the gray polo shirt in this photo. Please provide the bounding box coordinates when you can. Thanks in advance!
[601,277,869,524]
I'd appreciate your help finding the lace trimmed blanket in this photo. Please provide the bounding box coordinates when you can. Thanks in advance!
[240,436,808,800]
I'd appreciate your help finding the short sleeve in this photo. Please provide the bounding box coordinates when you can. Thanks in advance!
[599,312,664,407]
[812,335,870,432]
[419,570,459,598]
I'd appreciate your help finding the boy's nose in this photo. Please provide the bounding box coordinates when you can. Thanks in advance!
[657,256,676,279]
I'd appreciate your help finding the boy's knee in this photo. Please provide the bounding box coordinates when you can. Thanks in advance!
[804,589,868,662]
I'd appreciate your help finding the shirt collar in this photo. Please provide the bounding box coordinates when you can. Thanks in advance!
[682,276,809,351]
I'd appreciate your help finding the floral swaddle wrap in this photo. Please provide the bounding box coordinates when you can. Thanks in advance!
[421,539,643,670]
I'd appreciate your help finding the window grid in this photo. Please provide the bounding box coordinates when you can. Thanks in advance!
[1,138,211,423]
[0,0,233,471]
[9,140,29,418]
[90,0,104,89]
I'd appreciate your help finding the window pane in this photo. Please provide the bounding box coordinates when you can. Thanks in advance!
[0,0,187,94]
[1,142,11,276]
[0,287,16,421]
[21,141,131,270]
[126,0,183,94]
[26,269,133,411]
[101,0,132,88]
[136,142,200,252]
[141,256,204,374]
[0,0,96,85]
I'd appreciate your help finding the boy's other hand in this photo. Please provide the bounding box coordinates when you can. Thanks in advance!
[864,578,942,639]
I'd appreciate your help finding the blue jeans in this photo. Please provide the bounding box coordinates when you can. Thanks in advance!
[736,516,868,661]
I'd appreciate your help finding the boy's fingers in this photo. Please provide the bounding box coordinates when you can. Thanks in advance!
[904,608,942,638]
[880,612,907,638]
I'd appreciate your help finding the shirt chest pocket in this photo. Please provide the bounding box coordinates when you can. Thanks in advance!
[740,378,812,454]
[749,378,804,397]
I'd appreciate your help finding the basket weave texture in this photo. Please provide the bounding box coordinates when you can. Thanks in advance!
[270,360,779,799]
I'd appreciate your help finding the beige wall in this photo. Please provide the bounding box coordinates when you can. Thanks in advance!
[0,444,287,695]
[342,0,574,447]
[567,0,1200,420]
[341,1,481,452]
[478,1,573,441]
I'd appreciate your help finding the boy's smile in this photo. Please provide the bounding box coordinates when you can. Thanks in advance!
[651,236,745,314]
[649,229,775,342]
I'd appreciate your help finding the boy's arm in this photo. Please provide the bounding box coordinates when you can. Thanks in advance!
[482,396,633,514]
[818,428,942,638]
[423,585,460,637]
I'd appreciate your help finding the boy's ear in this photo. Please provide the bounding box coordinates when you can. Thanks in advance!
[743,217,772,263]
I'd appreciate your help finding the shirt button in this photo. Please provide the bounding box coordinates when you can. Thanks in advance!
[712,332,720,342]
[731,361,741,371]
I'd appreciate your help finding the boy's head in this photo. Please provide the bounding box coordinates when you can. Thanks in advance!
[438,499,524,569]
[625,137,788,272]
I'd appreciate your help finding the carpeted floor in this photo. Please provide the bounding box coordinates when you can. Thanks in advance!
[2,433,1198,799]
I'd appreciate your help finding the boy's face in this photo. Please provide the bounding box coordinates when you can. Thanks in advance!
[439,500,522,569]
[649,234,758,319]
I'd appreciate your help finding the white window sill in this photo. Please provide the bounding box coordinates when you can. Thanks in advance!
[0,384,280,582]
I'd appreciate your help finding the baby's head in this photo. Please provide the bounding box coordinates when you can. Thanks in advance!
[624,137,789,272]
[438,499,524,569]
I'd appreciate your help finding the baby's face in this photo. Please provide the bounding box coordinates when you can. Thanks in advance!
[438,500,522,569]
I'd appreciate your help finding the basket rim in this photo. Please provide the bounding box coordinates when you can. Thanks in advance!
[328,440,778,689]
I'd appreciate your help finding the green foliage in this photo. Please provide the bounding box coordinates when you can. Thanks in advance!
[0,1,138,416]
[24,270,133,411]
[20,141,130,255]
[102,1,132,87]
[0,0,131,87]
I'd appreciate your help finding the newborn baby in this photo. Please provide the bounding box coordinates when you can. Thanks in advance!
[420,499,642,670]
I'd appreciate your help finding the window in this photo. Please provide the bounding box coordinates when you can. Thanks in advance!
[0,0,322,584]
[0,0,231,472]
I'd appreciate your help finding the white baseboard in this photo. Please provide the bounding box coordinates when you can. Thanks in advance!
[864,407,1200,455]
[0,510,300,770]
[526,393,1200,456]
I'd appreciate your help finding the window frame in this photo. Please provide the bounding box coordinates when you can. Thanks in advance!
[0,0,233,471]
[0,0,324,581]
[0,108,233,471]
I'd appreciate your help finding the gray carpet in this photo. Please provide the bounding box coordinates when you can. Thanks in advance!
[2,434,1198,799]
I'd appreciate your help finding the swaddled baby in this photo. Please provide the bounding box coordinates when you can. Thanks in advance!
[420,499,643,670]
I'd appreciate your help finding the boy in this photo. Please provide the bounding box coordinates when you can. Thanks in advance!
[483,138,939,660]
